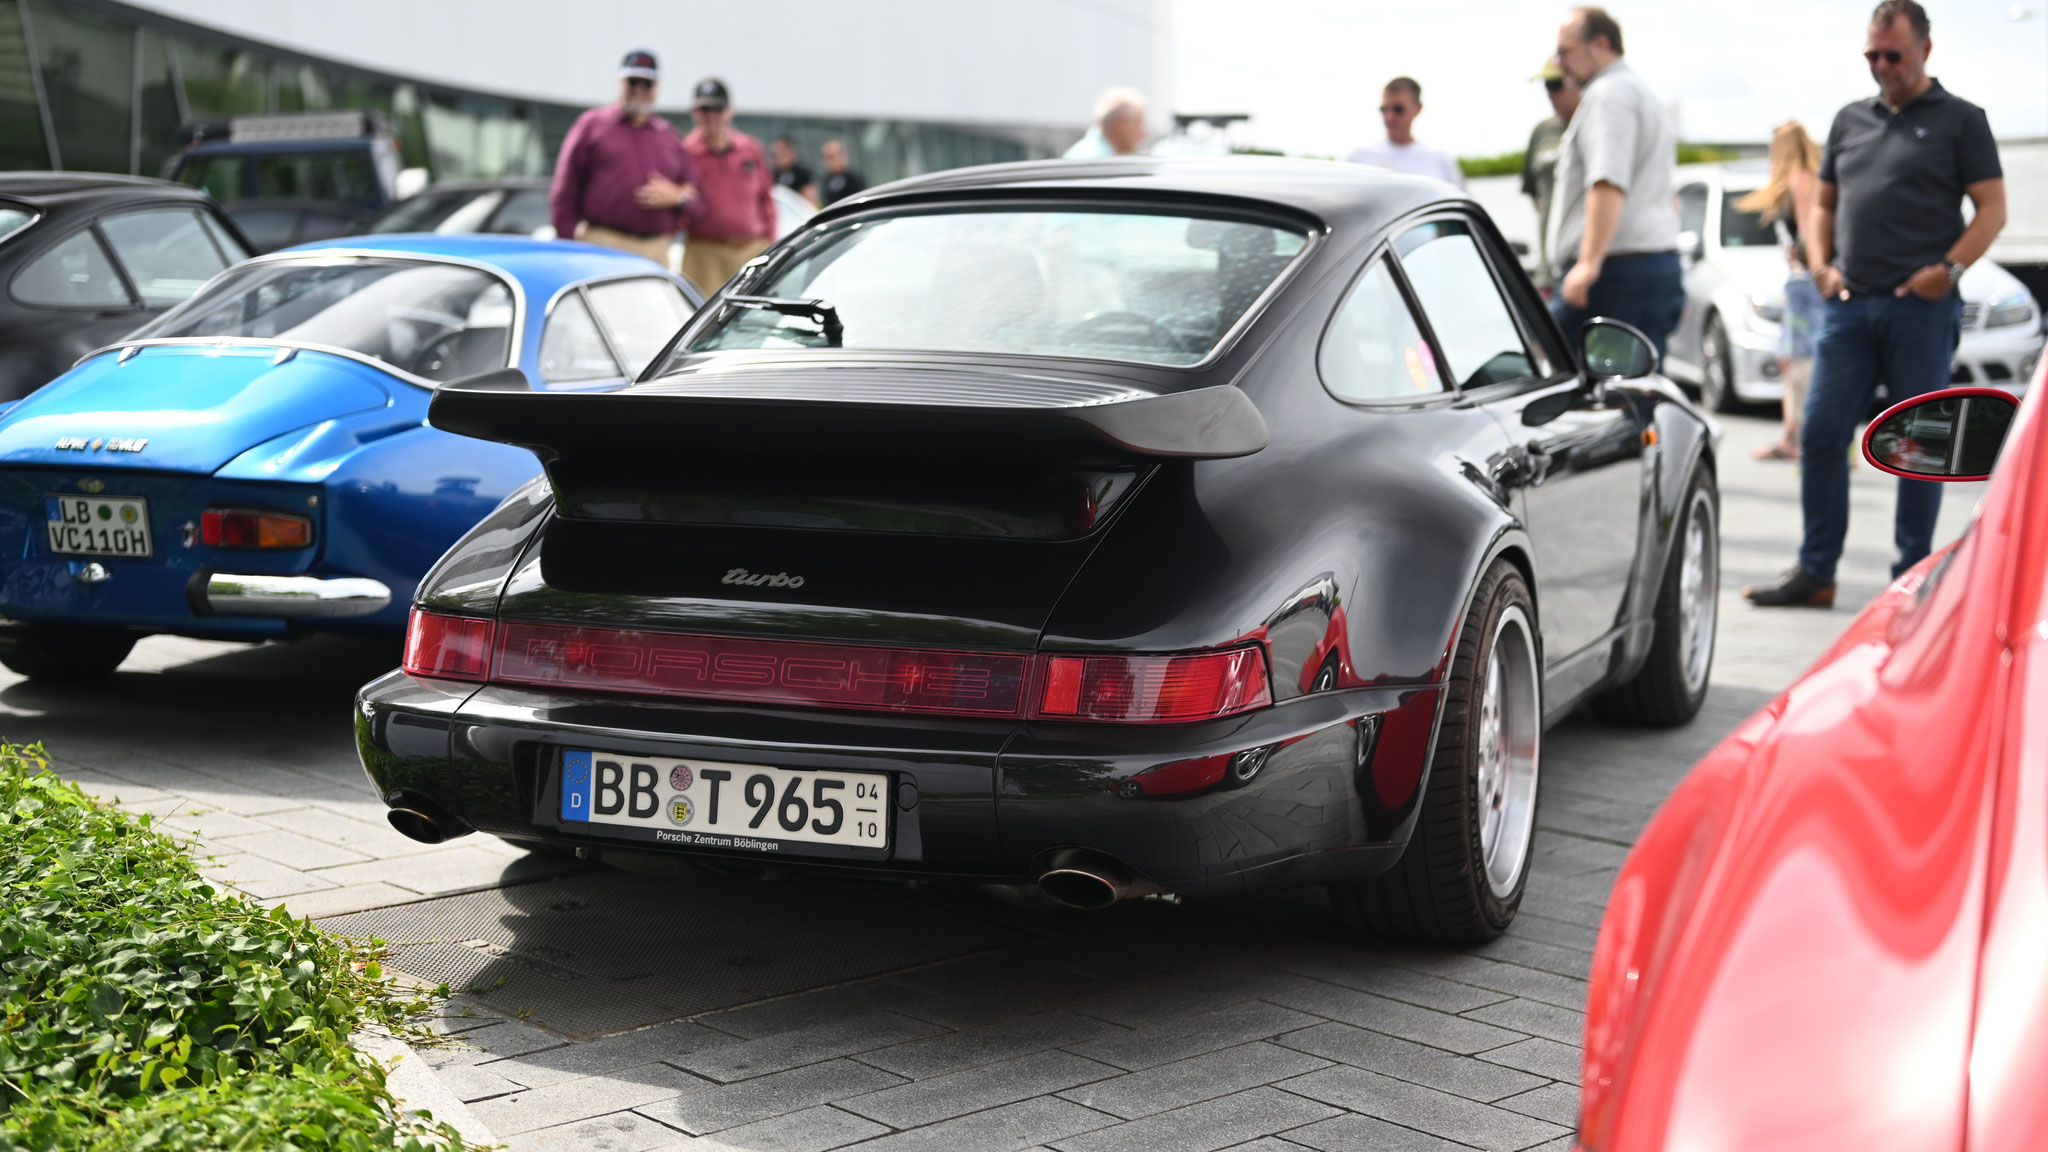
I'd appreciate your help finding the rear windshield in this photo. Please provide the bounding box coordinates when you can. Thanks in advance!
[131,257,514,382]
[176,150,379,207]
[679,207,1308,367]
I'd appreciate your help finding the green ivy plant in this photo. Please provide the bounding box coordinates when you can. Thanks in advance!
[0,745,470,1151]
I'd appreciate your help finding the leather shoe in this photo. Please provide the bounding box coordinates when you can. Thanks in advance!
[1744,567,1836,607]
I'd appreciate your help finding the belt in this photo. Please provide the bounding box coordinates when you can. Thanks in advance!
[587,223,670,240]
[686,233,770,246]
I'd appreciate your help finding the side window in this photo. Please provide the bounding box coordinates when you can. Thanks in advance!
[198,211,252,263]
[11,229,132,309]
[100,208,232,308]
[586,278,693,377]
[1677,183,1708,240]
[1320,256,1443,402]
[489,190,552,237]
[539,291,620,383]
[1396,221,1535,389]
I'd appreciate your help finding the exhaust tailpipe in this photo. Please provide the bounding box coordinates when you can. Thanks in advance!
[385,794,472,845]
[1036,851,1163,910]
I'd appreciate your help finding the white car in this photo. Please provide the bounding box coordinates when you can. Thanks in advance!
[1664,163,2043,411]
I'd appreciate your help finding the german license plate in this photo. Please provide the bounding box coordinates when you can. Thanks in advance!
[44,495,152,557]
[559,750,890,852]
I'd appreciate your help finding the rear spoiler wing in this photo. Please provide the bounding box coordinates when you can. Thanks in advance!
[428,368,1268,465]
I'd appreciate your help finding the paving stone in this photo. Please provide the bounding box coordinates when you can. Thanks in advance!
[1281,1112,1473,1152]
[1068,1000,1321,1072]
[1268,954,1511,1015]
[843,1049,1117,1129]
[486,1021,735,1088]
[310,845,543,895]
[858,1010,1124,1079]
[670,1105,888,1152]
[217,828,372,870]
[1370,951,1591,1014]
[694,979,958,1040]
[505,1110,686,1152]
[470,1061,705,1135]
[436,1062,526,1103]
[1059,1039,1331,1120]
[1070,965,1326,1028]
[1465,935,1592,982]
[1477,1037,1584,1083]
[421,1018,568,1067]
[1275,1022,1544,1103]
[671,1012,943,1084]
[258,804,442,857]
[270,882,418,918]
[1277,1065,1569,1151]
[1050,1086,1339,1152]
[1495,912,1600,955]
[1495,1082,1580,1128]
[641,1059,904,1135]
[158,808,274,840]
[1214,1140,1311,1152]
[839,1096,1116,1152]
[1261,981,1525,1055]
[196,852,335,899]
[1461,998,1586,1047]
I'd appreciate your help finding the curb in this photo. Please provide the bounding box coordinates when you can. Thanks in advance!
[354,1029,497,1149]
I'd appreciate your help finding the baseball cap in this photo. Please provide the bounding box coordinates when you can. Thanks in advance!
[1532,58,1564,82]
[619,49,659,82]
[691,77,730,110]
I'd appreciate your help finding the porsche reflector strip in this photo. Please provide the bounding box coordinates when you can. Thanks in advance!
[493,621,1030,716]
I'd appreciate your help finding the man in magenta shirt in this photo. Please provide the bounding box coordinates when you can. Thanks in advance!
[680,77,777,294]
[548,49,700,269]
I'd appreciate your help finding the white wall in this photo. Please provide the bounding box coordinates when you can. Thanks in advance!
[123,0,1175,135]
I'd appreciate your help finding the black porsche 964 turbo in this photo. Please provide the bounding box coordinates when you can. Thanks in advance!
[356,157,1718,942]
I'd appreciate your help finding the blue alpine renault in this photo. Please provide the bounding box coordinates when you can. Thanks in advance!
[0,234,701,681]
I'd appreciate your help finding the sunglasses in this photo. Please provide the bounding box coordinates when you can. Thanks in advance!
[1543,79,1565,93]
[1379,104,1410,115]
[1864,49,1906,63]
[624,78,654,89]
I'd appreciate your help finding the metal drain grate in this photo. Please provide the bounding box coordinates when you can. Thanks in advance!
[321,870,1026,1038]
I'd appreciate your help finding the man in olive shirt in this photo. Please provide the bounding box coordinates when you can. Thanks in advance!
[1747,0,2005,607]
[1521,61,1579,294]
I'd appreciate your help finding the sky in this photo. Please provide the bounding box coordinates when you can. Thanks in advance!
[1172,0,2048,158]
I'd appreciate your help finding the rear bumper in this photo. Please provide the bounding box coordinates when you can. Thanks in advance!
[352,671,1445,897]
[198,572,391,619]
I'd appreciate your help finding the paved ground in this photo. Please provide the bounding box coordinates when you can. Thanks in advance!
[5,408,1977,1152]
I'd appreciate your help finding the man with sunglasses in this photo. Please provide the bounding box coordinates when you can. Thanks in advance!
[548,49,701,269]
[1344,78,1463,188]
[1548,7,1682,360]
[1746,0,2005,608]
[1522,61,1581,294]
[680,78,777,296]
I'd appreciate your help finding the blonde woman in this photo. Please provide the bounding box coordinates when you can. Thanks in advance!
[1737,122,1823,460]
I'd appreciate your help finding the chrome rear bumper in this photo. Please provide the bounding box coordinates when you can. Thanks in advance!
[202,573,391,619]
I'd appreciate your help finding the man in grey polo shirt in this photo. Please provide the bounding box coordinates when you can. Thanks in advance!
[1547,6,1682,360]
[1747,0,2005,607]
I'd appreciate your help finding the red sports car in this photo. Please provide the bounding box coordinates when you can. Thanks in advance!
[1576,379,2044,1151]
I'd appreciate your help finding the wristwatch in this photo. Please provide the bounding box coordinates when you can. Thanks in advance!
[1945,260,1966,288]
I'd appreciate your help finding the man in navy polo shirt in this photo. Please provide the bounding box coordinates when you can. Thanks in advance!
[1747,0,2006,607]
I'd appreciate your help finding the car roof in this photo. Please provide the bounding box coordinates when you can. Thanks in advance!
[1674,162,1772,186]
[819,155,1459,234]
[0,172,217,209]
[273,233,682,299]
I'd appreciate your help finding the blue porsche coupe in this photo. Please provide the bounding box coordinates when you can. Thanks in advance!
[0,234,702,680]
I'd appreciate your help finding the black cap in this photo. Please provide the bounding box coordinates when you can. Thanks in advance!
[619,48,659,81]
[691,77,730,110]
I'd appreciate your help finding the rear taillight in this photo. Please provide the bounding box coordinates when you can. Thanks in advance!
[403,608,494,681]
[201,507,313,550]
[1032,646,1272,723]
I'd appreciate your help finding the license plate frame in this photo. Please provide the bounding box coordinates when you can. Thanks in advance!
[550,749,893,859]
[44,494,153,558]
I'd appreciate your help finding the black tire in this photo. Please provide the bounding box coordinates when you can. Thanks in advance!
[1330,561,1541,943]
[1592,467,1718,726]
[1699,313,1740,413]
[0,624,139,683]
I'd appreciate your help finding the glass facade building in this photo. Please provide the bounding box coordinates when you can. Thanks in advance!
[1,0,1068,185]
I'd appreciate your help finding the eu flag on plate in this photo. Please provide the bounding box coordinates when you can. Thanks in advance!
[561,749,592,821]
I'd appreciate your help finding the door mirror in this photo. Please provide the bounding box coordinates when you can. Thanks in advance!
[1579,318,1658,381]
[1677,230,1704,262]
[1862,387,2019,481]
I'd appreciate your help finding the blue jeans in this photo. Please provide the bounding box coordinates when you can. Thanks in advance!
[1796,291,1962,582]
[1549,250,1686,366]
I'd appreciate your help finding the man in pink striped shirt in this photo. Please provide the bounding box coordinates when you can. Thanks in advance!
[548,49,701,269]
[680,77,777,295]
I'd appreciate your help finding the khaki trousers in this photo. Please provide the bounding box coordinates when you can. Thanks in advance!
[574,222,675,270]
[681,235,772,296]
